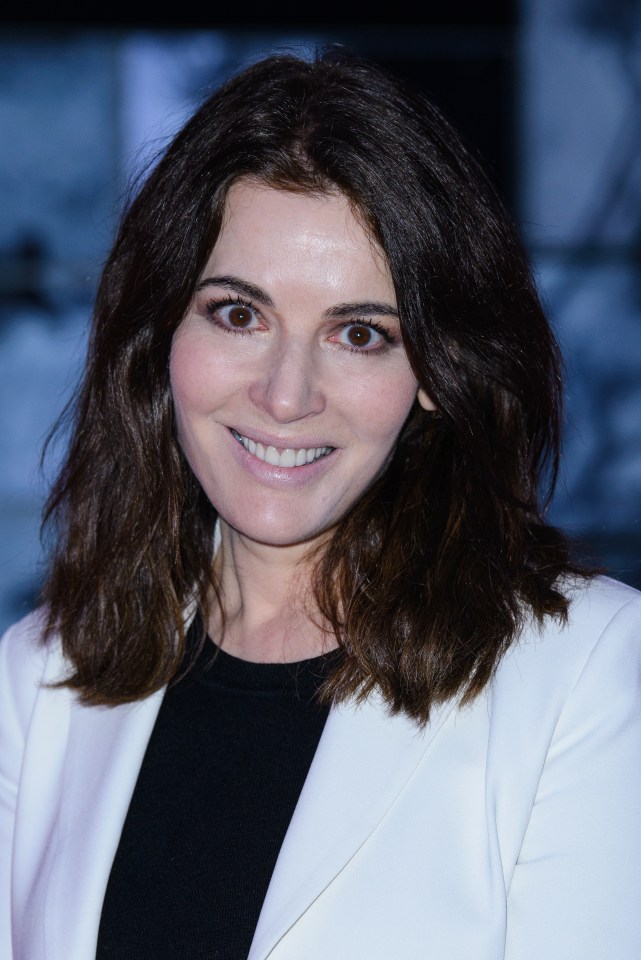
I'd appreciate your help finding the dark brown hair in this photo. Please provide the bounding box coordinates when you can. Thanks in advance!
[42,49,588,720]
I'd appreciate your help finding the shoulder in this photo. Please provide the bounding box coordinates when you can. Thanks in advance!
[481,577,641,890]
[562,573,641,639]
[546,573,641,685]
[552,574,641,726]
[487,575,641,774]
[487,575,641,781]
[497,574,641,698]
[0,609,67,738]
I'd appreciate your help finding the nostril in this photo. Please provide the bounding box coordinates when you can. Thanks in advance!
[247,365,325,421]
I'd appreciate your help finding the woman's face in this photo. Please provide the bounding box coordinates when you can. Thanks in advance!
[170,181,419,549]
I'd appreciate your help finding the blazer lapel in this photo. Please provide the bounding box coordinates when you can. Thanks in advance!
[248,691,456,960]
[34,684,165,960]
[16,607,202,960]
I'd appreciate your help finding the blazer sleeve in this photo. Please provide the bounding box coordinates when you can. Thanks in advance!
[0,613,48,957]
[505,596,641,960]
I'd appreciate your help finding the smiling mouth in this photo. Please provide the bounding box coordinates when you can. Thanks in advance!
[230,429,334,468]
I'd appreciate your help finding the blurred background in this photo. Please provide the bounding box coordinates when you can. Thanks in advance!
[1,0,640,631]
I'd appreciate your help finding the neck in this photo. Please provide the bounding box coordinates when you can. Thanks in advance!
[208,521,337,663]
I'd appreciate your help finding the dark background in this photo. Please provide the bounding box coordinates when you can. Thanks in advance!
[1,0,640,629]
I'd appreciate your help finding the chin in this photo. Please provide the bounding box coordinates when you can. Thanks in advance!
[220,508,334,550]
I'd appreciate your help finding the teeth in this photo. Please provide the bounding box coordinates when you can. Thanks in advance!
[280,448,296,468]
[232,430,332,468]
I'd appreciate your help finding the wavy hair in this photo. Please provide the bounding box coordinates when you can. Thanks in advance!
[41,49,588,720]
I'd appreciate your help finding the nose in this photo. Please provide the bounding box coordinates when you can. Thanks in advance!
[248,335,326,423]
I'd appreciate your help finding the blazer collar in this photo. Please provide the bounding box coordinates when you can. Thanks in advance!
[34,602,204,960]
[26,642,453,960]
[248,691,456,960]
[31,661,166,960]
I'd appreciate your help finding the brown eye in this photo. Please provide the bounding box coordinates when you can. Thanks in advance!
[228,305,254,327]
[346,325,372,347]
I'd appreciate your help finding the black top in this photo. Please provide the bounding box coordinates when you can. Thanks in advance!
[95,633,339,960]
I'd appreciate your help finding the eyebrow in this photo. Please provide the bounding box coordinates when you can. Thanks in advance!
[324,301,399,320]
[197,275,274,307]
[197,275,399,320]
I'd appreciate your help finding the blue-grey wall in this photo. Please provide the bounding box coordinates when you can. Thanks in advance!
[0,13,639,632]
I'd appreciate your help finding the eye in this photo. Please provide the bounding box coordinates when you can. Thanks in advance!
[331,321,392,352]
[226,304,255,328]
[205,297,263,333]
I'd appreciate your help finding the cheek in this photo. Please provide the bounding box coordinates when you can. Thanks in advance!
[169,339,214,461]
[170,329,198,395]
[347,374,417,452]
[170,324,252,420]
[169,329,220,419]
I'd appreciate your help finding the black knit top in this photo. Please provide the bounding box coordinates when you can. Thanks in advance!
[95,634,339,960]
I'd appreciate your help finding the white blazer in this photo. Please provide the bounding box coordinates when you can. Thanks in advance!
[1,575,641,960]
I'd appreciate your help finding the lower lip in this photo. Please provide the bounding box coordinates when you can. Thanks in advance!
[227,429,338,487]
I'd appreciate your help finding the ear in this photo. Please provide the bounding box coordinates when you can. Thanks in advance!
[417,388,436,411]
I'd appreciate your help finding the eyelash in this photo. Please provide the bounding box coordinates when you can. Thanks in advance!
[202,294,396,353]
[335,319,395,355]
[204,295,262,336]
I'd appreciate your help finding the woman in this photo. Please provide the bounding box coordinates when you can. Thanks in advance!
[1,49,640,960]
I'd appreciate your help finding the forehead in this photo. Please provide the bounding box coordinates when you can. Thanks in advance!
[206,181,392,297]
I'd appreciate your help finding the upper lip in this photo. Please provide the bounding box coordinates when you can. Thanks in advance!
[228,425,337,450]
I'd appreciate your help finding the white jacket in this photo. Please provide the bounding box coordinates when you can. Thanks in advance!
[1,575,641,960]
